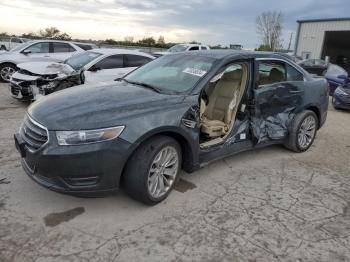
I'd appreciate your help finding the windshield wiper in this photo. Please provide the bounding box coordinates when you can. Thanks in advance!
[115,78,162,93]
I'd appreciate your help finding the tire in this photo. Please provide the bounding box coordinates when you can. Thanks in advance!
[284,110,318,153]
[0,63,17,82]
[123,136,182,205]
[0,45,6,51]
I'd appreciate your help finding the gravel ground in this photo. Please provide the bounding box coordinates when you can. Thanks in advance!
[0,82,349,262]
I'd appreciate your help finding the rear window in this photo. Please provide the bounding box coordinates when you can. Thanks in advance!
[124,55,152,67]
[189,46,199,51]
[53,42,76,53]
[94,55,124,69]
[76,44,95,51]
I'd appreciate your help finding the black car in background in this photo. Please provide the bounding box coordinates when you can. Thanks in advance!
[14,51,329,205]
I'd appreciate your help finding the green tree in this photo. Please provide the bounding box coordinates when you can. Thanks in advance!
[124,36,134,43]
[255,44,273,51]
[138,37,156,46]
[21,32,38,39]
[256,11,283,51]
[38,27,71,40]
[104,39,118,45]
[157,35,165,45]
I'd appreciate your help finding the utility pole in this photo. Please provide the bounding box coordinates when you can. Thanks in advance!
[287,32,293,51]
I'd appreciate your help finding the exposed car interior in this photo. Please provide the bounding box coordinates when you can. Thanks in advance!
[199,63,248,147]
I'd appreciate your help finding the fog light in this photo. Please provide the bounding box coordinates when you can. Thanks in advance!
[64,176,100,186]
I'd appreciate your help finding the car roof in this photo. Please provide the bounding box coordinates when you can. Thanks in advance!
[175,43,208,47]
[25,39,96,46]
[89,48,155,58]
[169,50,291,60]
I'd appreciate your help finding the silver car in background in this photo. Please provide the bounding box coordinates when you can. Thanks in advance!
[0,40,97,82]
[10,48,154,101]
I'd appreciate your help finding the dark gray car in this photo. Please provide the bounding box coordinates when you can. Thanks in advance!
[14,51,329,205]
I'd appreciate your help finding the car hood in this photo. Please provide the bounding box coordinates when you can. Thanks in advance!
[17,61,74,76]
[28,81,185,130]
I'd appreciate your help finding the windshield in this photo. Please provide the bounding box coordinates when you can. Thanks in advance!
[125,53,216,94]
[167,44,188,53]
[64,51,102,70]
[11,42,32,52]
[326,64,348,77]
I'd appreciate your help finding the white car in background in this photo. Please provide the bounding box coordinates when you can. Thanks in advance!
[0,40,97,82]
[0,37,29,51]
[153,43,210,57]
[10,48,155,100]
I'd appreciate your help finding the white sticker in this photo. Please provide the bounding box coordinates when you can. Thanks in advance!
[183,67,207,77]
[240,133,246,140]
[240,104,246,112]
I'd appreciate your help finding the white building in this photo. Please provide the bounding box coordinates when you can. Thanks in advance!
[294,18,350,68]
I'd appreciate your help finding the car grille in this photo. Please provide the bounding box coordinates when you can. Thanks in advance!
[20,115,48,152]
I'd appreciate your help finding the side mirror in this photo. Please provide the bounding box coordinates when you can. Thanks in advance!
[22,50,31,55]
[89,65,101,72]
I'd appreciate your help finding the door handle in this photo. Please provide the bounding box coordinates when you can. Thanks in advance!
[289,90,303,94]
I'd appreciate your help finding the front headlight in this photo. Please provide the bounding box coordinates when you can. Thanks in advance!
[56,126,125,145]
[335,87,348,96]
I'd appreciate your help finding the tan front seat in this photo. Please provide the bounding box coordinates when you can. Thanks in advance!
[269,68,284,83]
[201,69,242,137]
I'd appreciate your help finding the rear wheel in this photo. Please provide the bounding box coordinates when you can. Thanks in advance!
[123,136,182,205]
[284,110,318,152]
[0,63,16,82]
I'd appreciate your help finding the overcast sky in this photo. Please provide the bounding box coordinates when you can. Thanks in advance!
[1,0,350,48]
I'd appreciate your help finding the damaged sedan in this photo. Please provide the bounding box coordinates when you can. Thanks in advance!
[10,49,155,100]
[14,50,329,205]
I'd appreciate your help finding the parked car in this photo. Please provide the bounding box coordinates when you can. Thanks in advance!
[332,80,350,110]
[0,37,28,51]
[298,59,349,95]
[298,59,328,76]
[153,44,210,57]
[10,49,155,101]
[0,40,96,82]
[14,51,328,205]
[324,64,349,95]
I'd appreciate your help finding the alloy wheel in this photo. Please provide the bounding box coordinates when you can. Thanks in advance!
[147,146,179,199]
[298,115,316,149]
[0,66,15,81]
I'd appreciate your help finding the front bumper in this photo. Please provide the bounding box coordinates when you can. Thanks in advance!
[332,93,350,110]
[9,81,33,100]
[14,132,133,197]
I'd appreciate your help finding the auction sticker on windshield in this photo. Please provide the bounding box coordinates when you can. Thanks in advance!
[183,68,207,77]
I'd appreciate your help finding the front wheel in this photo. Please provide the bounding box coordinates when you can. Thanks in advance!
[284,110,318,152]
[123,136,182,205]
[0,63,17,82]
